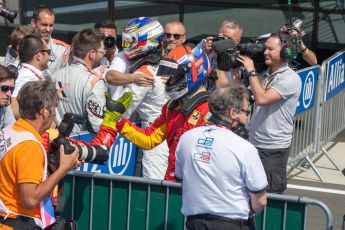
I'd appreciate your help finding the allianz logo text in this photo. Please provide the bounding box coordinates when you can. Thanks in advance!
[303,71,314,109]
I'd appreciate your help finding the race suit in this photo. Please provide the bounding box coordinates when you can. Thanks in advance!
[46,38,71,76]
[116,100,209,182]
[123,64,169,179]
[52,57,107,134]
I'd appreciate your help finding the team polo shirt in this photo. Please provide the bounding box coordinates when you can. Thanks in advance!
[176,125,268,219]
[13,63,44,97]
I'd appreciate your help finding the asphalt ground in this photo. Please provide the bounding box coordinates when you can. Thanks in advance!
[286,129,345,230]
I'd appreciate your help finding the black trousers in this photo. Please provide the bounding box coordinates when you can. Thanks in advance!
[257,146,290,194]
[0,216,75,230]
[186,214,249,230]
[0,216,42,229]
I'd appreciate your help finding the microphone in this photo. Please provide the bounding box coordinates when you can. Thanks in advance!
[212,39,237,53]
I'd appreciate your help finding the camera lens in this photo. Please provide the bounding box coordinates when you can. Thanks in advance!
[104,36,116,49]
[77,145,109,164]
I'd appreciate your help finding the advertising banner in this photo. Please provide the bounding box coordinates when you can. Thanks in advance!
[72,132,138,176]
[325,52,345,100]
[295,66,319,115]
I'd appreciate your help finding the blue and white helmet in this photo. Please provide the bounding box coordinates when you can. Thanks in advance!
[122,17,164,60]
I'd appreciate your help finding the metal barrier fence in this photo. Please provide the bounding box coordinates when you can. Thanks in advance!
[317,51,345,173]
[288,66,320,172]
[61,171,333,230]
[288,51,345,181]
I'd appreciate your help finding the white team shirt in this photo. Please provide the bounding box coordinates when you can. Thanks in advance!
[106,51,129,100]
[176,125,268,219]
[13,63,44,97]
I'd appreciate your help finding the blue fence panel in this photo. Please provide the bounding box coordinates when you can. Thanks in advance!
[295,66,319,115]
[324,52,345,100]
[72,132,138,176]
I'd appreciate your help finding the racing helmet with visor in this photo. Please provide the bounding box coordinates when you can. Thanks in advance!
[156,45,210,101]
[122,17,164,60]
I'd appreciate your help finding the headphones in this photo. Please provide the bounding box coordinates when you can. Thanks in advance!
[278,31,293,61]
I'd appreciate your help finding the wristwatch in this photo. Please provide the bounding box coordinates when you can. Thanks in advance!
[248,70,258,77]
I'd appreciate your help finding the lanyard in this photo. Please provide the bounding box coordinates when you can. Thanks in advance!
[22,65,43,80]
[72,59,103,88]
[72,59,102,79]
[72,59,93,72]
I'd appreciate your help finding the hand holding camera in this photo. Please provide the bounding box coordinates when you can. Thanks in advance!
[48,113,110,174]
[58,144,81,172]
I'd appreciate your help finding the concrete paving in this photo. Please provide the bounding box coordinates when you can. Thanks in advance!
[286,129,345,230]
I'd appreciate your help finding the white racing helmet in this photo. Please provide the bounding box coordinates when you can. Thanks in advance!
[122,17,164,60]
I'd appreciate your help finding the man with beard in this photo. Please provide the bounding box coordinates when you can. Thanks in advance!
[52,28,107,134]
[11,34,51,119]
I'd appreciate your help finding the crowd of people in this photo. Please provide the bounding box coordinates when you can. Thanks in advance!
[0,4,317,230]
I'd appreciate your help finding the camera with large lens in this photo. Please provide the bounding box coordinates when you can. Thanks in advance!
[211,35,227,42]
[104,36,116,49]
[0,6,17,23]
[49,113,109,169]
[212,38,265,71]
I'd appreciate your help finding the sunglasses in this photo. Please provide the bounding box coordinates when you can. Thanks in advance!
[240,108,251,116]
[37,49,51,55]
[95,49,107,55]
[0,85,15,93]
[165,33,184,40]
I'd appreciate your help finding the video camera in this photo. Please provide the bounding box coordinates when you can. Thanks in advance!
[212,38,265,71]
[0,5,17,23]
[50,113,109,166]
[279,27,303,60]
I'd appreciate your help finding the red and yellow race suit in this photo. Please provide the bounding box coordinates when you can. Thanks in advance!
[116,100,209,182]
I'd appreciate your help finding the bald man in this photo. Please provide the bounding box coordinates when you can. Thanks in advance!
[163,20,186,53]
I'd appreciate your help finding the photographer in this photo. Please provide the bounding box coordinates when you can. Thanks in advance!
[0,78,81,229]
[175,84,267,230]
[237,32,302,194]
[94,20,118,66]
[199,19,244,88]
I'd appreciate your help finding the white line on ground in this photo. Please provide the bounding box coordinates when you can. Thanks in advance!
[287,184,345,195]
